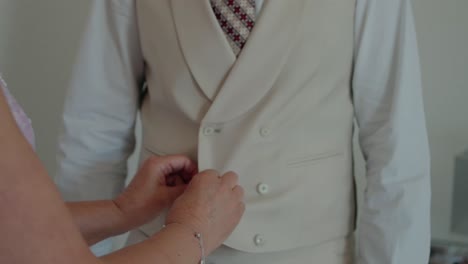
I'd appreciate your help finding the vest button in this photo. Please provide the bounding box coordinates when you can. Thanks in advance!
[254,234,266,246]
[256,183,269,195]
[260,127,271,137]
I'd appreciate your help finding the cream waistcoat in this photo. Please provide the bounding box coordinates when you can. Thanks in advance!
[137,0,356,253]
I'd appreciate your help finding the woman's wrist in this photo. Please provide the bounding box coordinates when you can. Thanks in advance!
[112,193,166,232]
[66,200,136,245]
[92,200,137,237]
[109,199,142,233]
[155,223,205,264]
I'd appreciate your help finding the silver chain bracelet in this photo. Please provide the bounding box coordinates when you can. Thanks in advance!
[194,232,206,264]
[162,224,206,264]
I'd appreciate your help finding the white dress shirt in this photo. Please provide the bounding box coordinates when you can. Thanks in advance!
[56,0,431,262]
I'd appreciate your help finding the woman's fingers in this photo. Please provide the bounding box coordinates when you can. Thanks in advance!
[221,171,238,189]
[232,185,244,200]
[165,184,188,201]
[197,169,221,181]
[144,155,197,186]
[165,173,186,187]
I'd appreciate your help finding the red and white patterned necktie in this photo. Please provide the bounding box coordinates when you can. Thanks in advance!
[211,0,256,56]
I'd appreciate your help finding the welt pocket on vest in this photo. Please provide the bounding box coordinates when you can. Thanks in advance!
[144,146,167,156]
[287,151,344,168]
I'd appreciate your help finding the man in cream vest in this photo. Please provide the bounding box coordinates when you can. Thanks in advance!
[56,0,431,263]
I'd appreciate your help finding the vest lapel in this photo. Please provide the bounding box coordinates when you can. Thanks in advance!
[172,0,305,121]
[204,0,306,123]
[171,0,236,101]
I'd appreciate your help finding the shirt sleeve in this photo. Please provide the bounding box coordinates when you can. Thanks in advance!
[0,74,36,148]
[55,0,144,202]
[353,0,431,263]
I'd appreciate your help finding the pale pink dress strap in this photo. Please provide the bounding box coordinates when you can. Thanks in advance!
[0,74,36,149]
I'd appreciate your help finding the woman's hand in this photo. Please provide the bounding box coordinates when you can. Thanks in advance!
[113,155,198,229]
[165,170,245,255]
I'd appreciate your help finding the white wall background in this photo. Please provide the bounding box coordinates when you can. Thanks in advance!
[0,0,467,245]
[412,0,468,243]
[0,0,90,173]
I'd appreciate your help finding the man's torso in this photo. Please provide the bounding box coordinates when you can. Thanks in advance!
[135,0,357,253]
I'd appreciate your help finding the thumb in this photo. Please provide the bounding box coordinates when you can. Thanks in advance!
[165,184,187,203]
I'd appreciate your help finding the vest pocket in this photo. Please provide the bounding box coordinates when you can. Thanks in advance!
[140,146,168,165]
[287,150,343,168]
[143,146,167,156]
